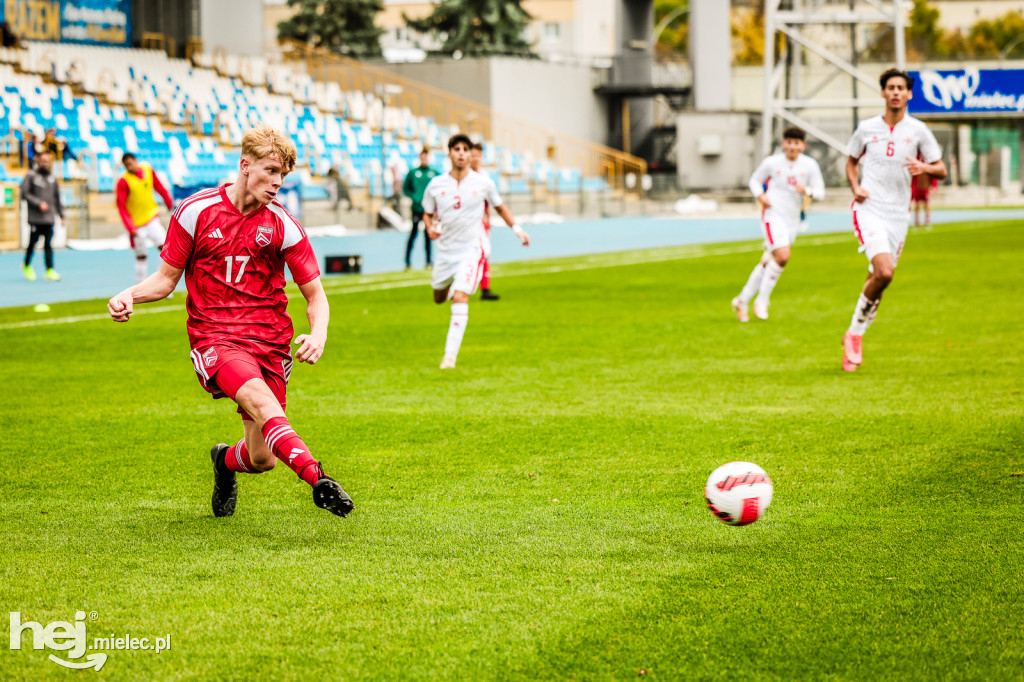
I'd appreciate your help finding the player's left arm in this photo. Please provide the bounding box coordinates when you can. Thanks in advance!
[294,277,329,365]
[904,156,947,179]
[804,161,826,201]
[486,181,528,246]
[152,169,174,210]
[905,129,947,180]
[494,204,529,246]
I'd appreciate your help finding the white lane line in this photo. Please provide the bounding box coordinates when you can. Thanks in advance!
[0,241,823,329]
[0,304,184,330]
[0,221,1003,331]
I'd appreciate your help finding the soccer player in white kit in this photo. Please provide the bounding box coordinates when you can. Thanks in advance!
[423,134,530,369]
[732,126,825,322]
[841,68,946,372]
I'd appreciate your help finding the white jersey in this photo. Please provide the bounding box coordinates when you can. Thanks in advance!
[847,114,941,220]
[422,170,503,251]
[749,153,825,228]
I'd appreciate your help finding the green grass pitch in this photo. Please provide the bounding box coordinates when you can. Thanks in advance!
[1,220,1021,680]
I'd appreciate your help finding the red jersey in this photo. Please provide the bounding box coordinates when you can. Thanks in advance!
[161,185,320,349]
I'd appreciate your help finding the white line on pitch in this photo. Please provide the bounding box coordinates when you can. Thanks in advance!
[0,222,1001,331]
[0,304,183,330]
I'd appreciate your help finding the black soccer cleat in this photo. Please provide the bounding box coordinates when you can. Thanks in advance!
[313,475,354,518]
[481,289,500,301]
[210,443,237,518]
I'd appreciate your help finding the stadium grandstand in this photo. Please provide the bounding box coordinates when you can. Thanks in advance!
[0,30,644,249]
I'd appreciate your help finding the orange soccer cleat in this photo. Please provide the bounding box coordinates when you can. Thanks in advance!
[842,332,863,366]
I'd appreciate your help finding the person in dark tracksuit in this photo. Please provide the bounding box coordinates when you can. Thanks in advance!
[402,147,439,270]
[21,151,64,281]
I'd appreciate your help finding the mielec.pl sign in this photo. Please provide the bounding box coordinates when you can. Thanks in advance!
[908,68,1024,115]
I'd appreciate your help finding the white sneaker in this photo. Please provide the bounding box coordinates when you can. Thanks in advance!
[439,355,457,369]
[730,297,749,323]
[753,302,769,320]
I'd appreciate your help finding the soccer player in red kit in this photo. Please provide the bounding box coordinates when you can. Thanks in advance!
[107,125,353,519]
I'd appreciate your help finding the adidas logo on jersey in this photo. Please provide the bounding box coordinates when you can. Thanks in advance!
[207,228,224,239]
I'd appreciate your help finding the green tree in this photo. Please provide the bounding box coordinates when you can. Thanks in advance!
[966,10,1024,58]
[907,0,946,59]
[870,0,947,61]
[731,7,764,66]
[404,0,534,58]
[277,0,384,58]
[654,0,689,58]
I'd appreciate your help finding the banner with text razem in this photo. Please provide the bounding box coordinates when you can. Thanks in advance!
[908,68,1024,116]
[1,0,131,46]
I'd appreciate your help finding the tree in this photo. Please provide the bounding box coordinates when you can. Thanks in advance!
[731,8,764,66]
[277,0,384,59]
[404,0,534,58]
[906,0,946,59]
[654,0,689,58]
[966,10,1024,58]
[869,0,946,61]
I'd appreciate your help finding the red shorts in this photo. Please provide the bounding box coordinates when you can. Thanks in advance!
[189,338,293,420]
[912,178,938,202]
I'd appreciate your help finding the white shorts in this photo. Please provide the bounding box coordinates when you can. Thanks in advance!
[852,206,908,265]
[132,217,167,258]
[431,241,488,295]
[762,215,798,252]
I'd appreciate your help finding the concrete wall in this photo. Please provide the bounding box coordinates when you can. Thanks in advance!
[381,59,494,107]
[675,112,757,190]
[573,0,616,58]
[489,58,608,146]
[201,0,263,57]
[689,0,731,111]
[377,58,609,147]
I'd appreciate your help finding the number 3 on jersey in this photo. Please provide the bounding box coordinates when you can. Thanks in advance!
[224,255,250,283]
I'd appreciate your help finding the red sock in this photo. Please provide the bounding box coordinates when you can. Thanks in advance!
[261,416,323,486]
[224,438,256,473]
[480,257,491,289]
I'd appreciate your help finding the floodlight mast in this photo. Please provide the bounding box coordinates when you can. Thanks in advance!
[761,0,907,158]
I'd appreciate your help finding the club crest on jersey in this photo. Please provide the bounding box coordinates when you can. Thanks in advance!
[202,347,218,367]
[255,226,274,248]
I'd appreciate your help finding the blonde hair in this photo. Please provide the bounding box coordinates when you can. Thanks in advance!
[241,124,297,173]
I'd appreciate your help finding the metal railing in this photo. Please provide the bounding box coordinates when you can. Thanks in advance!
[277,40,648,193]
[141,32,176,58]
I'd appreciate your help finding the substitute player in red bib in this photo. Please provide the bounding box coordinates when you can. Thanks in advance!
[107,125,353,518]
[842,68,946,372]
[423,134,530,369]
[117,153,174,284]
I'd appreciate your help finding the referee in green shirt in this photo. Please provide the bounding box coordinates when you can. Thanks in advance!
[403,147,439,269]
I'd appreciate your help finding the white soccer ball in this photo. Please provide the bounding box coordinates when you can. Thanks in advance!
[704,461,773,526]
